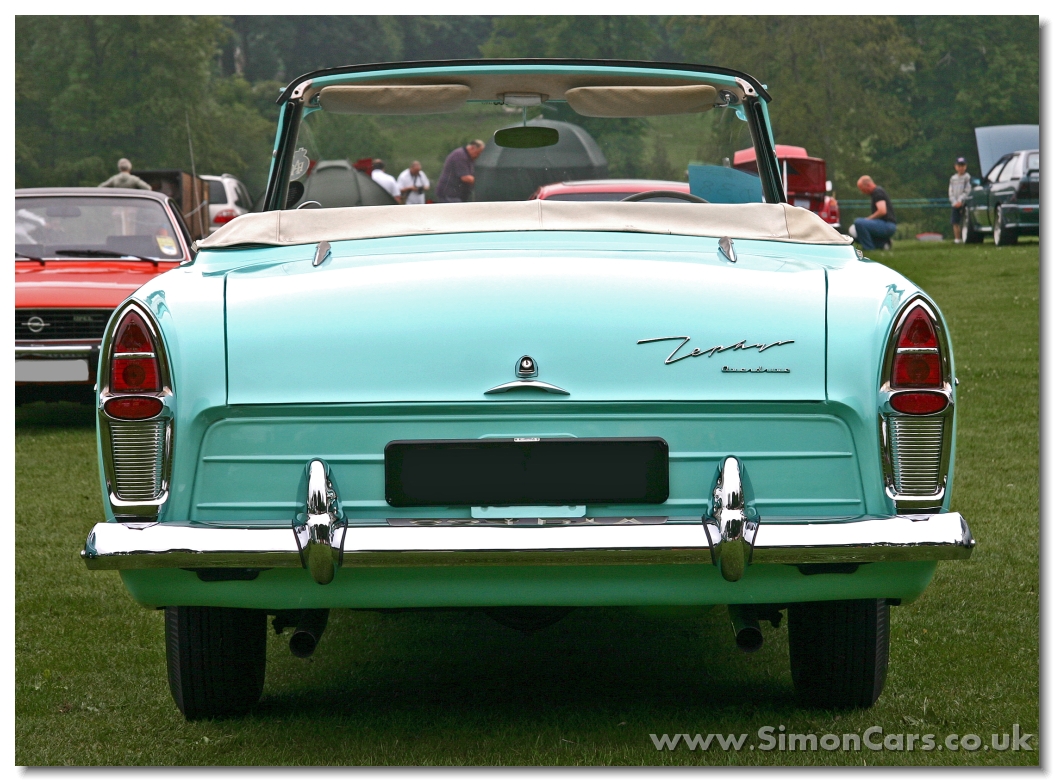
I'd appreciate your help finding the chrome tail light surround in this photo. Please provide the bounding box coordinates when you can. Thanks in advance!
[878,297,954,512]
[109,420,168,501]
[98,301,174,520]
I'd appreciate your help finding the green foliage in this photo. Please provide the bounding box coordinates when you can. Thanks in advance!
[481,16,662,59]
[16,16,274,196]
[668,15,1038,198]
[14,15,1038,202]
[299,111,394,167]
[891,16,1040,194]
[673,16,920,194]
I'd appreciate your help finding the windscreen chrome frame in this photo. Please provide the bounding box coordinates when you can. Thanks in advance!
[263,59,786,212]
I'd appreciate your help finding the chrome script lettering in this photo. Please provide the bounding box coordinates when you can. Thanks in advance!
[637,336,795,365]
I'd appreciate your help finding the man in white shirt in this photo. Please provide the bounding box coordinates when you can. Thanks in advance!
[370,159,401,204]
[396,161,430,205]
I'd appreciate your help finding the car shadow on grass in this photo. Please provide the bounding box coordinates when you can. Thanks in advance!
[253,606,798,724]
[16,400,95,429]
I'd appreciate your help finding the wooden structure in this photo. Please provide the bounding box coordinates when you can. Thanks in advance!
[132,170,210,240]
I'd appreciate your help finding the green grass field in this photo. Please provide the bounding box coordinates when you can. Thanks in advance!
[15,240,1038,766]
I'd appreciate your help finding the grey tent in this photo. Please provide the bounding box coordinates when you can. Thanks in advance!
[474,119,608,202]
[297,160,396,208]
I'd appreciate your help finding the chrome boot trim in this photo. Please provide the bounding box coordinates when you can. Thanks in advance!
[312,240,331,267]
[293,460,346,585]
[718,236,737,263]
[706,456,758,582]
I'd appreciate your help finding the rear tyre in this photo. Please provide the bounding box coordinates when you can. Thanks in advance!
[788,599,889,709]
[962,212,983,244]
[993,206,1018,246]
[165,606,267,720]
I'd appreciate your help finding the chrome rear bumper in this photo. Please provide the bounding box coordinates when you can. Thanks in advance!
[82,457,975,584]
[82,511,974,575]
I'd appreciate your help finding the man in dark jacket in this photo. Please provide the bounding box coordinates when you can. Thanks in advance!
[436,140,485,202]
[849,175,897,251]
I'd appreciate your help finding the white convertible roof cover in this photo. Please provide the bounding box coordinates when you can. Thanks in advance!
[199,201,852,249]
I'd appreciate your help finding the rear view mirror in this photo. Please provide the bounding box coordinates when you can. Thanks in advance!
[494,126,559,149]
[46,204,81,218]
[825,180,833,194]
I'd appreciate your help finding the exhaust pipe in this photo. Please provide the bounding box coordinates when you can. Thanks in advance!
[289,609,329,658]
[728,605,763,653]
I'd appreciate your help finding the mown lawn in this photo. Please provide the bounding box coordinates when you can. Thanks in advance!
[15,240,1038,765]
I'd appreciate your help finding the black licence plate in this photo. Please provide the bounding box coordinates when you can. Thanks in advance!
[384,437,669,507]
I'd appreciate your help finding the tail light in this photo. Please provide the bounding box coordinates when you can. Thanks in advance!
[100,303,172,518]
[213,208,237,225]
[880,299,953,512]
[890,307,942,392]
[110,311,161,394]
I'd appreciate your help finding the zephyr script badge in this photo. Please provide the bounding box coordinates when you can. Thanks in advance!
[637,336,794,365]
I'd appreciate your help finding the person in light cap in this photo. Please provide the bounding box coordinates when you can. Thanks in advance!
[99,158,152,190]
[949,156,971,244]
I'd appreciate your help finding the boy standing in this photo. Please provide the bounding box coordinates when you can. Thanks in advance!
[949,157,971,244]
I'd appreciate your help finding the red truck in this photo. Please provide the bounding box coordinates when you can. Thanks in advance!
[734,145,840,228]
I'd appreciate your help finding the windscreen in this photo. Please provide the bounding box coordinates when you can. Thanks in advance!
[15,196,181,261]
[285,96,758,208]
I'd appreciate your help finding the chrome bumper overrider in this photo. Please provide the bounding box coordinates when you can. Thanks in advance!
[81,457,975,584]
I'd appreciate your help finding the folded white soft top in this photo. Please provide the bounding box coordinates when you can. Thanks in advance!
[198,200,853,249]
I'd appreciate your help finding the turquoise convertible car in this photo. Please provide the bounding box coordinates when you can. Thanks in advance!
[81,60,974,719]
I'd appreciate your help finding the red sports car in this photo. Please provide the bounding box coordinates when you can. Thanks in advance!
[16,188,194,404]
[530,179,693,202]
[733,145,840,227]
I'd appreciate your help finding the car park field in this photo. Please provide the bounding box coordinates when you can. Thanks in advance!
[15,239,1037,766]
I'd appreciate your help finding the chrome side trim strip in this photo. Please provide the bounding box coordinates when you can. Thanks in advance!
[82,512,974,571]
[15,344,95,357]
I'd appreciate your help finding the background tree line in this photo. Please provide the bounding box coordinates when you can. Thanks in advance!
[16,15,1038,201]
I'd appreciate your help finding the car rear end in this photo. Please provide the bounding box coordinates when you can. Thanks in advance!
[78,60,975,719]
[85,223,971,605]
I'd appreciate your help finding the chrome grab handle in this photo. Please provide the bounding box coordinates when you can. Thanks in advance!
[483,380,570,395]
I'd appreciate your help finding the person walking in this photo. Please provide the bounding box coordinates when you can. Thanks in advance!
[396,161,430,205]
[849,175,896,251]
[370,159,402,204]
[435,140,485,203]
[99,158,152,190]
[948,156,972,244]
